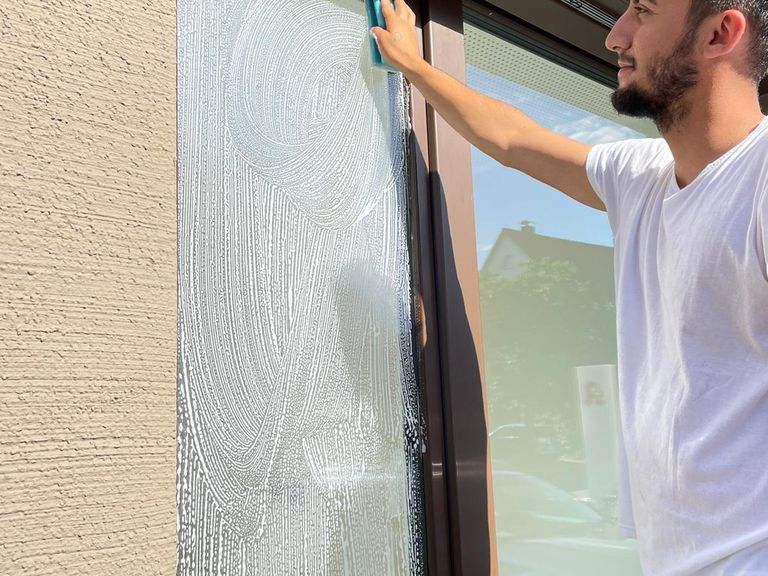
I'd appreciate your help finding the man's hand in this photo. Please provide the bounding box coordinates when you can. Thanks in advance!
[369,0,602,211]
[369,0,422,74]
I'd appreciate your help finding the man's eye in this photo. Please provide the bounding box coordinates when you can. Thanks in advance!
[633,4,649,14]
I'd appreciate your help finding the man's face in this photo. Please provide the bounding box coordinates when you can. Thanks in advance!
[605,0,702,130]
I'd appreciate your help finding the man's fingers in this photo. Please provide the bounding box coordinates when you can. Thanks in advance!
[383,0,414,29]
[370,26,387,41]
[395,0,416,27]
[379,0,394,30]
[380,0,395,22]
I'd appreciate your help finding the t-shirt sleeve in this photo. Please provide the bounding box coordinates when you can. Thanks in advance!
[585,138,666,237]
[585,142,627,234]
[586,143,619,209]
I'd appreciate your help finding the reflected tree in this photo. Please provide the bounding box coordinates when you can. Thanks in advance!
[480,257,616,477]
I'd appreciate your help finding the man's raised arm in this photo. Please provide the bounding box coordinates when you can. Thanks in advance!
[371,0,604,211]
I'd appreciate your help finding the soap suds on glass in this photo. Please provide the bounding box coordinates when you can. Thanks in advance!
[177,0,425,574]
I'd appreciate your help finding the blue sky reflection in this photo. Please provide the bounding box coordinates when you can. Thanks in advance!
[467,65,646,266]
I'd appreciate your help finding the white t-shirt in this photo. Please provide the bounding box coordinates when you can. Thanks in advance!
[585,115,768,576]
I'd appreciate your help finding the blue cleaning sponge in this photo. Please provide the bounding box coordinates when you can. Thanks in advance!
[366,0,399,73]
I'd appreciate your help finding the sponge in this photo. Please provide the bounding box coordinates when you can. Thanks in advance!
[366,0,399,73]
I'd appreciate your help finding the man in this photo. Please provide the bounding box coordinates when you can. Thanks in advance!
[371,0,768,574]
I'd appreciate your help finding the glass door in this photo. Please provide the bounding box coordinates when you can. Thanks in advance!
[464,15,657,576]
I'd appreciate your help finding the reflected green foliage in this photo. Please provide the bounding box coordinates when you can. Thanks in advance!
[480,258,616,479]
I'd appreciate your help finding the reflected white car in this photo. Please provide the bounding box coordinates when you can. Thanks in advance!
[492,469,642,576]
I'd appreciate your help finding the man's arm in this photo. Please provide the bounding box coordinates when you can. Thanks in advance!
[371,0,605,211]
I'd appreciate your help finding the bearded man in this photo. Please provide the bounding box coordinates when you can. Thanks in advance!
[372,0,768,574]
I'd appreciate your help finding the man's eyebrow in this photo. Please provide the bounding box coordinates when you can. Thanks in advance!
[631,0,658,5]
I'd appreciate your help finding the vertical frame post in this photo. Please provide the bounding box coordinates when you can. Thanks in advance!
[415,0,498,573]
[406,1,452,573]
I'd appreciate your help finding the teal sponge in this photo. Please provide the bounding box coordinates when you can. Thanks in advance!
[366,0,399,73]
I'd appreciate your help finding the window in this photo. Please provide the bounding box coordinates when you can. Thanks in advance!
[176,1,426,573]
[464,13,657,575]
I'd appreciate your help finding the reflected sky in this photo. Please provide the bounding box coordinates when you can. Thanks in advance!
[467,64,645,265]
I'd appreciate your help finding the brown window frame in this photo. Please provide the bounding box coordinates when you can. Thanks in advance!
[408,1,498,574]
[408,1,622,574]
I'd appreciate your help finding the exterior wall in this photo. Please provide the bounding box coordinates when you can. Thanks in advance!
[0,1,176,574]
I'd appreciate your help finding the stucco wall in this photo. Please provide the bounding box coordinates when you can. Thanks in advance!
[0,1,176,574]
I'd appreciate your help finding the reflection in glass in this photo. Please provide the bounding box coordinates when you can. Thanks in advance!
[177,0,425,574]
[465,20,657,576]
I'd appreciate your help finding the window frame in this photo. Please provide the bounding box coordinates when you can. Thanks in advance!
[409,1,629,574]
[408,0,494,573]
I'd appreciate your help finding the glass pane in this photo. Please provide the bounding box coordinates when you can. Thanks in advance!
[464,20,657,576]
[176,1,426,574]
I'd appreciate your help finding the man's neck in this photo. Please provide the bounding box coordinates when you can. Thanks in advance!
[661,80,764,189]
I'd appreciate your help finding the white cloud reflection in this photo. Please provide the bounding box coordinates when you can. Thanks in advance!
[554,115,643,145]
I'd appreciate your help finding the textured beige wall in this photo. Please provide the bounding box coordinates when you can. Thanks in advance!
[0,1,176,574]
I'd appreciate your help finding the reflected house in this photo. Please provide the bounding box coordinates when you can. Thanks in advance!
[482,221,614,303]
[479,221,620,490]
[482,225,641,575]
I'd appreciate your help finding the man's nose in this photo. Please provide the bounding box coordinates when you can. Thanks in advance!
[605,12,632,53]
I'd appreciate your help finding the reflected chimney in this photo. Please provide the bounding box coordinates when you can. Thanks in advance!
[521,220,536,235]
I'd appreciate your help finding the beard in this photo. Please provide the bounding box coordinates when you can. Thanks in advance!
[611,27,699,132]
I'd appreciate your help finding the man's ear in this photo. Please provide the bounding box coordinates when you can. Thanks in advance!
[702,9,748,60]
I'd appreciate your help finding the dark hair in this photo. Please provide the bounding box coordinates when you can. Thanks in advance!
[686,0,768,83]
